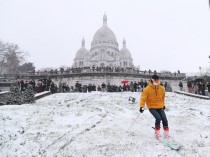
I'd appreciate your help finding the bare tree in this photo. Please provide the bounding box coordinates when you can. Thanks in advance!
[0,41,7,74]
[19,62,35,73]
[0,41,6,62]
[0,40,29,75]
[5,43,25,74]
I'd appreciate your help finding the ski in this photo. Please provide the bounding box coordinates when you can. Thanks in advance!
[158,138,181,150]
[152,127,181,150]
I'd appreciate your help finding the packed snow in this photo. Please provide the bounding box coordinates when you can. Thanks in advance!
[0,92,210,157]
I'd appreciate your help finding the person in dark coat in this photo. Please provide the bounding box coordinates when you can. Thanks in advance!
[207,82,210,93]
[101,82,106,92]
[164,81,168,91]
[179,81,183,91]
[187,81,193,93]
[134,81,138,92]
[88,84,92,92]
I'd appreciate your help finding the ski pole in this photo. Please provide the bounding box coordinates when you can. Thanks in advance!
[127,113,140,131]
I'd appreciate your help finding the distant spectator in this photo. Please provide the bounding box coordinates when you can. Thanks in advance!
[164,81,168,90]
[144,80,148,88]
[50,82,56,94]
[137,83,142,92]
[187,81,193,93]
[134,81,138,92]
[101,82,106,92]
[197,82,202,95]
[148,69,152,75]
[75,81,82,92]
[83,85,88,93]
[92,84,96,91]
[193,82,198,94]
[130,81,134,92]
[88,84,92,92]
[207,82,210,96]
[139,79,144,90]
[20,80,25,92]
[179,81,183,91]
[97,85,101,91]
[127,84,130,91]
[207,82,210,93]
[201,82,206,96]
[154,70,157,75]
[123,83,127,91]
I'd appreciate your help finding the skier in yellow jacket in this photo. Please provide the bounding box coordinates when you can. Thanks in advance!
[139,74,170,139]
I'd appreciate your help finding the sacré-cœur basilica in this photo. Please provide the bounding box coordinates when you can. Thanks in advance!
[73,14,133,70]
[27,14,185,88]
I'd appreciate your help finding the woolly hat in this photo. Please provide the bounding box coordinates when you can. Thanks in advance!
[152,74,159,79]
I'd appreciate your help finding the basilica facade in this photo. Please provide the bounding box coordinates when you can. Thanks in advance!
[73,14,134,69]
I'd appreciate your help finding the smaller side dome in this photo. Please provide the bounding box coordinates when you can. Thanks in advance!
[75,38,89,58]
[119,39,132,59]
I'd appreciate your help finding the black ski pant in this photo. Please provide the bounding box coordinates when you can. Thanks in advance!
[149,108,168,129]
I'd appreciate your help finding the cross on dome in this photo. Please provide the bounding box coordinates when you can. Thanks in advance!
[103,14,107,25]
[123,38,126,48]
[82,37,85,47]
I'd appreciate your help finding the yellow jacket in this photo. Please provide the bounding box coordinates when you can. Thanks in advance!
[140,81,165,109]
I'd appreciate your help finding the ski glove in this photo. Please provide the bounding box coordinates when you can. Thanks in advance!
[139,107,144,113]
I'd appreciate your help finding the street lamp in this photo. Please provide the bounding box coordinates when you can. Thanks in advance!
[199,66,202,76]
[208,55,210,69]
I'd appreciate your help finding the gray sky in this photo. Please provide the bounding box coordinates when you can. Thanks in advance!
[0,0,210,73]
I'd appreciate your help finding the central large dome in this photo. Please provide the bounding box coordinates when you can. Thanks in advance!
[92,14,117,42]
[74,14,134,69]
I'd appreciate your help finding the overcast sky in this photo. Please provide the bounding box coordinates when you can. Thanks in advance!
[0,0,210,73]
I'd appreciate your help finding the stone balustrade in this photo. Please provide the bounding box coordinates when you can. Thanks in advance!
[17,67,185,80]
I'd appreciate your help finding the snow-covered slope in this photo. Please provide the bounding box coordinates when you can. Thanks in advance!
[0,92,210,157]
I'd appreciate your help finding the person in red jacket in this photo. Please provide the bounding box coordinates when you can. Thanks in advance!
[139,74,170,139]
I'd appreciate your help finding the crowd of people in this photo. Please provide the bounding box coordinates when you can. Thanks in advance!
[6,78,210,97]
[17,78,58,94]
[184,80,210,96]
[17,78,71,94]
[21,78,208,96]
[5,77,172,94]
[25,66,184,78]
[73,79,170,93]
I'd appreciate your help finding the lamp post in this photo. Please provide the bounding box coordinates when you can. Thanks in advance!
[208,55,210,74]
[208,55,210,69]
[199,66,202,76]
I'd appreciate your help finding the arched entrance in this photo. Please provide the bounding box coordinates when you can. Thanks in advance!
[100,63,105,67]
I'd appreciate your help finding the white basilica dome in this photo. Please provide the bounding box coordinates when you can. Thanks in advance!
[119,39,132,59]
[93,25,117,42]
[92,14,117,43]
[76,47,88,58]
[120,47,132,59]
[75,38,89,58]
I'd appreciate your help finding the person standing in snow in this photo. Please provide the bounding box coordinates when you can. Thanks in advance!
[179,81,183,91]
[101,82,106,92]
[207,82,210,96]
[139,74,170,139]
[130,81,134,92]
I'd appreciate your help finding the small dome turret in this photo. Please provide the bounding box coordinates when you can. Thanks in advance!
[119,39,132,59]
[75,38,89,58]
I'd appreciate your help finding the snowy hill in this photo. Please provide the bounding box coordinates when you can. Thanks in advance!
[0,92,210,157]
